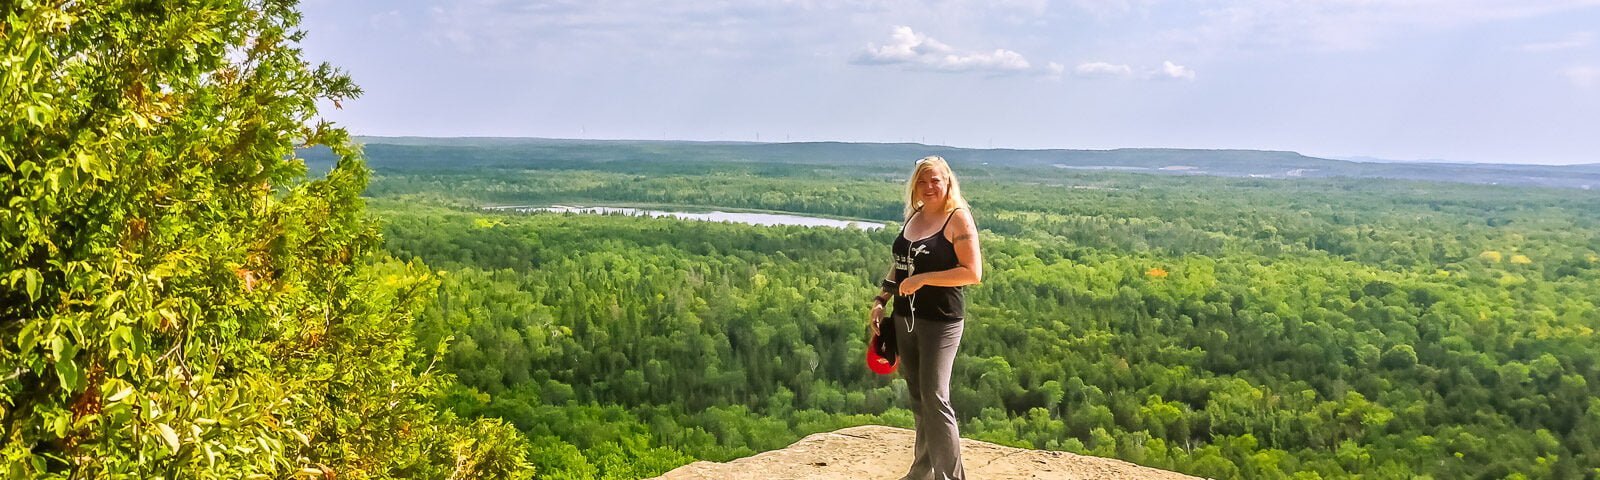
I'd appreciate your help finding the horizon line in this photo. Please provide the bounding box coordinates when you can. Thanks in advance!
[344,134,1598,168]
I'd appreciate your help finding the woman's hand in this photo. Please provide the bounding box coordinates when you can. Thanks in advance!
[869,302,885,336]
[897,274,926,296]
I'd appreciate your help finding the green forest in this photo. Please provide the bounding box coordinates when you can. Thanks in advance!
[7,2,1600,480]
[362,143,1600,479]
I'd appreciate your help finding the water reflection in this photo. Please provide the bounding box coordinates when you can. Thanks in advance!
[484,205,885,230]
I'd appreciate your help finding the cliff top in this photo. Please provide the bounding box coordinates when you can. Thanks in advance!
[650,425,1204,480]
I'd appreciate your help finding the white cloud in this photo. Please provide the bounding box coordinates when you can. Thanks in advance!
[1566,66,1600,88]
[420,1,1062,63]
[1156,60,1196,80]
[1518,32,1594,52]
[1073,61,1195,80]
[1074,62,1134,78]
[854,26,1051,75]
[1046,62,1066,80]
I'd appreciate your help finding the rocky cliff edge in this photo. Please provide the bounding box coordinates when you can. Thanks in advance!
[649,425,1204,480]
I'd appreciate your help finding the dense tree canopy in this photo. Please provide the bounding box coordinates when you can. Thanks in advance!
[1,2,526,477]
[364,147,1600,479]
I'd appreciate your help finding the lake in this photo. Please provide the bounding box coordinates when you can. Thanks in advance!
[483,205,887,230]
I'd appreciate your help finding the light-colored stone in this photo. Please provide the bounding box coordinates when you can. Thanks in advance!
[649,425,1203,480]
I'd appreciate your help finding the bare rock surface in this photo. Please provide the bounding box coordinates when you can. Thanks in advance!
[650,425,1203,480]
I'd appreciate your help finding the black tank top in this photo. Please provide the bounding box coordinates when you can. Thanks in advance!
[890,208,965,322]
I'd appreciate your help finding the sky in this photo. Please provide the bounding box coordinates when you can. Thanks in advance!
[298,0,1600,165]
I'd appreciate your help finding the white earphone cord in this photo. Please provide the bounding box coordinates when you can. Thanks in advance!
[908,292,916,334]
[907,241,916,334]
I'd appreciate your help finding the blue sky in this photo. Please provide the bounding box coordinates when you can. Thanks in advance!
[299,0,1600,165]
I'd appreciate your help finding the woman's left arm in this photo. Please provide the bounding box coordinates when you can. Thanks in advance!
[902,210,982,292]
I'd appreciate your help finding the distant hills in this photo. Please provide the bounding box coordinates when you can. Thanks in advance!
[305,136,1600,190]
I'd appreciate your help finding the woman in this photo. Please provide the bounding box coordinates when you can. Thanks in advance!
[870,155,983,480]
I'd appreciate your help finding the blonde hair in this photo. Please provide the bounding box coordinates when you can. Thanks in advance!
[903,155,970,220]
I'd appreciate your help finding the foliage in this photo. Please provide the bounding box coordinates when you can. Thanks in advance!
[365,144,1600,479]
[1,2,528,478]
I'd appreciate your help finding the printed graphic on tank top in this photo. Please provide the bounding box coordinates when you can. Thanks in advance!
[889,208,966,330]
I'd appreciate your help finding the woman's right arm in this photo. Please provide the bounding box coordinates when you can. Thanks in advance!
[870,263,894,335]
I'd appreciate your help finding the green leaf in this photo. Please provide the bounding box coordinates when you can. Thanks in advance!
[51,412,70,436]
[111,325,133,350]
[75,150,104,179]
[49,335,66,359]
[23,268,40,301]
[107,386,134,403]
[54,358,82,392]
[24,104,44,127]
[158,423,181,451]
[16,321,39,354]
[101,291,125,310]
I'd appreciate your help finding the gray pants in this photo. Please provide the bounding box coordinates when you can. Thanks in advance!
[893,314,965,480]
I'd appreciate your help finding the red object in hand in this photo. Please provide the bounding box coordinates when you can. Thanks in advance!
[867,319,898,375]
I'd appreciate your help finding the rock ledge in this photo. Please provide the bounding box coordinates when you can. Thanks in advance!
[650,425,1203,480]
